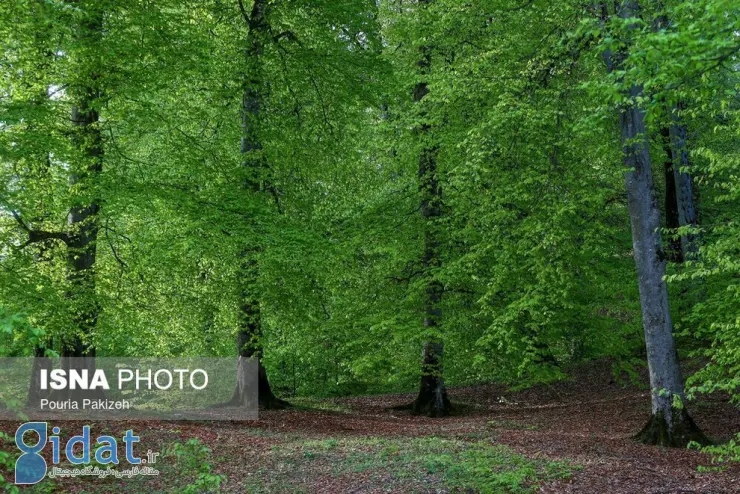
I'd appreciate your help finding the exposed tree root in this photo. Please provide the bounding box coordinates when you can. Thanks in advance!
[635,407,712,448]
[410,380,452,418]
[260,394,291,410]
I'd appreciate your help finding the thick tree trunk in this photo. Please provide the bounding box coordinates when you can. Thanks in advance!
[409,0,451,417]
[233,0,287,409]
[228,319,285,409]
[232,266,288,409]
[413,340,450,417]
[603,0,707,447]
[412,144,451,417]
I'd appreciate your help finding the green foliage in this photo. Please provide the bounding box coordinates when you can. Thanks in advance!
[164,438,226,494]
[0,431,18,494]
[0,0,738,405]
[245,435,573,493]
[690,433,740,469]
[0,309,49,356]
[0,430,56,493]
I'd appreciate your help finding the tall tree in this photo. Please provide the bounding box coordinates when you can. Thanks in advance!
[600,0,708,446]
[409,0,451,417]
[231,0,287,409]
[1,0,105,358]
[64,1,104,358]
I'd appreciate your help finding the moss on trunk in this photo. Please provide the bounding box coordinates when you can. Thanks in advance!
[635,407,711,447]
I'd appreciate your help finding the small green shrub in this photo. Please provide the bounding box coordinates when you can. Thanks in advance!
[164,438,225,493]
[690,433,740,471]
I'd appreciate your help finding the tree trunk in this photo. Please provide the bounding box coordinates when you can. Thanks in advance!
[26,345,50,408]
[413,340,450,417]
[65,4,103,359]
[234,0,287,409]
[660,126,682,263]
[412,144,451,417]
[602,0,707,447]
[668,107,699,261]
[409,0,451,417]
[229,318,285,409]
[232,263,287,409]
[654,8,698,263]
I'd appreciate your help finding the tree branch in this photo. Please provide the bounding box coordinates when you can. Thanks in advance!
[22,229,70,248]
[273,30,301,45]
[237,0,250,25]
[4,206,70,247]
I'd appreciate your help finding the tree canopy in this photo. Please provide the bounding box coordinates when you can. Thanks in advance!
[1,0,739,448]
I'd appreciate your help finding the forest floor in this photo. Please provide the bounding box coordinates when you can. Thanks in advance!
[3,360,740,493]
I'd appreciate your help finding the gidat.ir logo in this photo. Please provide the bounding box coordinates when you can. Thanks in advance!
[15,422,48,484]
[14,422,143,485]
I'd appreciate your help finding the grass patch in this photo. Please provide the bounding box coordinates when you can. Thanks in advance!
[244,436,572,493]
[288,397,352,413]
[69,437,224,494]
[487,419,540,431]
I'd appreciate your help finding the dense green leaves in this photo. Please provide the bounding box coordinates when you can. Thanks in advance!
[0,0,738,409]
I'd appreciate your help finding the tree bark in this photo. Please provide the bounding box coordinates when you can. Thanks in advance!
[26,345,51,408]
[234,0,287,410]
[602,0,707,447]
[660,126,682,263]
[409,0,451,418]
[668,107,699,261]
[654,8,698,263]
[64,4,104,359]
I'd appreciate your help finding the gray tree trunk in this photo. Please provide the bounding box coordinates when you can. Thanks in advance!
[413,141,450,417]
[602,0,707,447]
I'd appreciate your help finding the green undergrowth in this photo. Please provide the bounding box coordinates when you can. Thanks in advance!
[691,433,740,472]
[287,397,352,413]
[487,419,541,431]
[244,436,573,493]
[72,437,224,494]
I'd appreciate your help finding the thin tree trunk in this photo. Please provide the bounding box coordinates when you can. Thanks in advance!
[410,0,451,418]
[64,5,103,360]
[654,7,698,263]
[660,126,682,262]
[232,0,287,410]
[668,107,699,261]
[26,345,51,408]
[602,0,707,447]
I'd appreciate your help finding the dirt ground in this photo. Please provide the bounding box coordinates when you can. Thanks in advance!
[3,360,739,493]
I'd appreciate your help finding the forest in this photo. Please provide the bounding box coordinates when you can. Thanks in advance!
[0,0,739,492]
